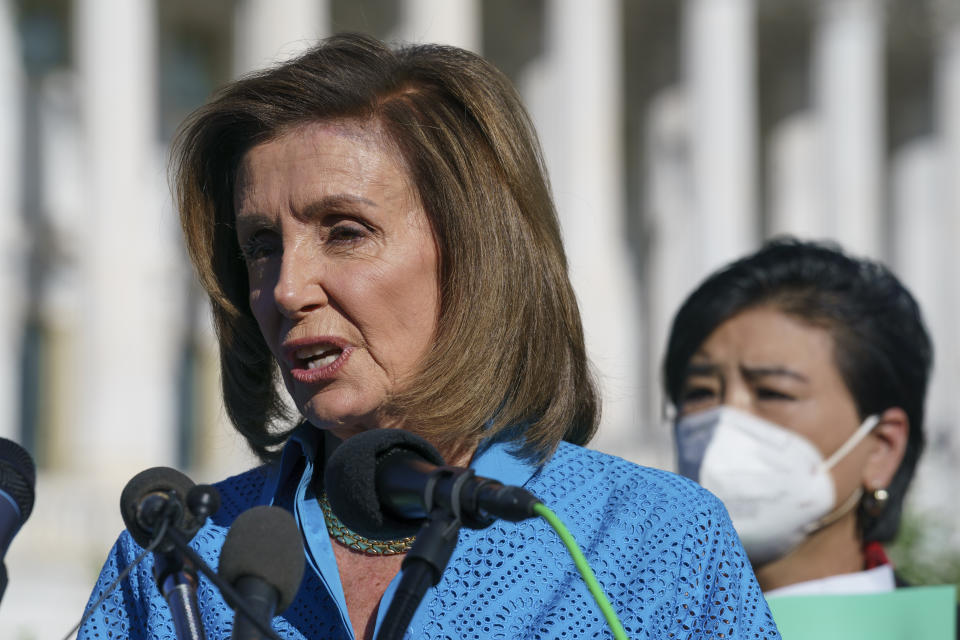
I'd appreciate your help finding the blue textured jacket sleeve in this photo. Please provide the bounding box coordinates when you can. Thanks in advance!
[77,532,154,640]
[670,488,781,638]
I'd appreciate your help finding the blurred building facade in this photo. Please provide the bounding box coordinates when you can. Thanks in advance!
[0,0,958,636]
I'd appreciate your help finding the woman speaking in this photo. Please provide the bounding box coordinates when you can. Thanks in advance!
[79,34,778,640]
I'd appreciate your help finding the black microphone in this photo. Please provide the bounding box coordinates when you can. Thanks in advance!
[119,467,215,551]
[323,429,540,541]
[218,505,305,640]
[0,437,36,604]
[120,467,221,640]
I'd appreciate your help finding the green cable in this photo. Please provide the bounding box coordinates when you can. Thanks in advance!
[533,502,629,640]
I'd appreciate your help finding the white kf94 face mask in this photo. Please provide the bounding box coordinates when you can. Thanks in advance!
[674,406,879,566]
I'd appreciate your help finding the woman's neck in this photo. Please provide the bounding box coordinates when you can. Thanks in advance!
[753,511,865,592]
[321,427,476,467]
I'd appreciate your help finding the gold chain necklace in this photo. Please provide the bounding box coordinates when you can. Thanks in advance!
[318,491,415,556]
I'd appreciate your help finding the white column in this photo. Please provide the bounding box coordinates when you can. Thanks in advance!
[394,0,481,51]
[768,112,826,239]
[642,86,694,470]
[0,0,24,442]
[812,0,884,257]
[529,0,642,457]
[35,70,83,469]
[927,2,960,548]
[682,0,758,274]
[75,0,174,475]
[233,0,330,75]
[890,139,949,433]
[938,9,960,262]
[889,134,960,548]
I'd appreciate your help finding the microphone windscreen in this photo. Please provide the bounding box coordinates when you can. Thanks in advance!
[218,505,305,613]
[119,467,200,548]
[0,438,36,524]
[324,428,445,540]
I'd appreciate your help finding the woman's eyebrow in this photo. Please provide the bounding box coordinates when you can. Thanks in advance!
[684,362,719,377]
[741,365,809,383]
[298,193,377,220]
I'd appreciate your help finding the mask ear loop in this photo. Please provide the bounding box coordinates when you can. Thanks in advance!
[804,486,864,534]
[819,414,881,471]
[804,414,881,535]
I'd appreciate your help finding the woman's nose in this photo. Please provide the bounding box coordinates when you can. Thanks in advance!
[272,244,328,317]
[722,382,753,413]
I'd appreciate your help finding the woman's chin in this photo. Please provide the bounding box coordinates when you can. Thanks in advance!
[299,402,382,438]
[321,425,370,442]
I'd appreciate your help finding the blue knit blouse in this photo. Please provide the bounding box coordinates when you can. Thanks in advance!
[78,428,781,640]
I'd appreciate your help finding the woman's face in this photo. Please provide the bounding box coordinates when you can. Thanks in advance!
[676,305,871,504]
[234,120,440,440]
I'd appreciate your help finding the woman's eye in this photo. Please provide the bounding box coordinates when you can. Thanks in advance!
[239,235,277,262]
[327,223,368,245]
[756,387,794,401]
[679,386,717,406]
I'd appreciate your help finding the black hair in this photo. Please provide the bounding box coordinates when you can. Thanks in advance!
[662,237,933,543]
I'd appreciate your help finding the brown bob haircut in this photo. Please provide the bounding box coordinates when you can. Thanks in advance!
[172,33,599,463]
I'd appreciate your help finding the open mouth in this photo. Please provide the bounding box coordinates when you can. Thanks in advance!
[284,339,354,383]
[295,344,344,370]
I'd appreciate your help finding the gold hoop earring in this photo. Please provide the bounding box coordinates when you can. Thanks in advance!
[862,487,890,518]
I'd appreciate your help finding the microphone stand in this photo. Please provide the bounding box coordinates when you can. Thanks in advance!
[375,510,462,640]
[155,546,206,640]
[156,525,286,640]
[145,492,283,640]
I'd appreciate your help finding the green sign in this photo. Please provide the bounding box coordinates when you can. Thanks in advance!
[767,585,957,640]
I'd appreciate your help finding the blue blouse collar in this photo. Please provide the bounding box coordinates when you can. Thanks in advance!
[255,426,541,639]
[259,425,540,511]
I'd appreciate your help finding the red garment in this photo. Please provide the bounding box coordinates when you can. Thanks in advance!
[864,540,891,570]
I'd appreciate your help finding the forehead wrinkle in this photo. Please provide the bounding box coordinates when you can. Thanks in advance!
[296,117,407,170]
[685,362,720,377]
[233,118,428,249]
[740,364,810,383]
[683,359,810,386]
[296,194,378,221]
[296,121,419,208]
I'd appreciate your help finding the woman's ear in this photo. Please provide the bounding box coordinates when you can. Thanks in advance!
[861,407,909,490]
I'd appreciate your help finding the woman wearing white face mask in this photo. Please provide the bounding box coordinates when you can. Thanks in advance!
[663,238,956,637]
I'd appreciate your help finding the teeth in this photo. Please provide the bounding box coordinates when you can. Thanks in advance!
[306,352,339,369]
[294,344,342,369]
[295,344,340,359]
